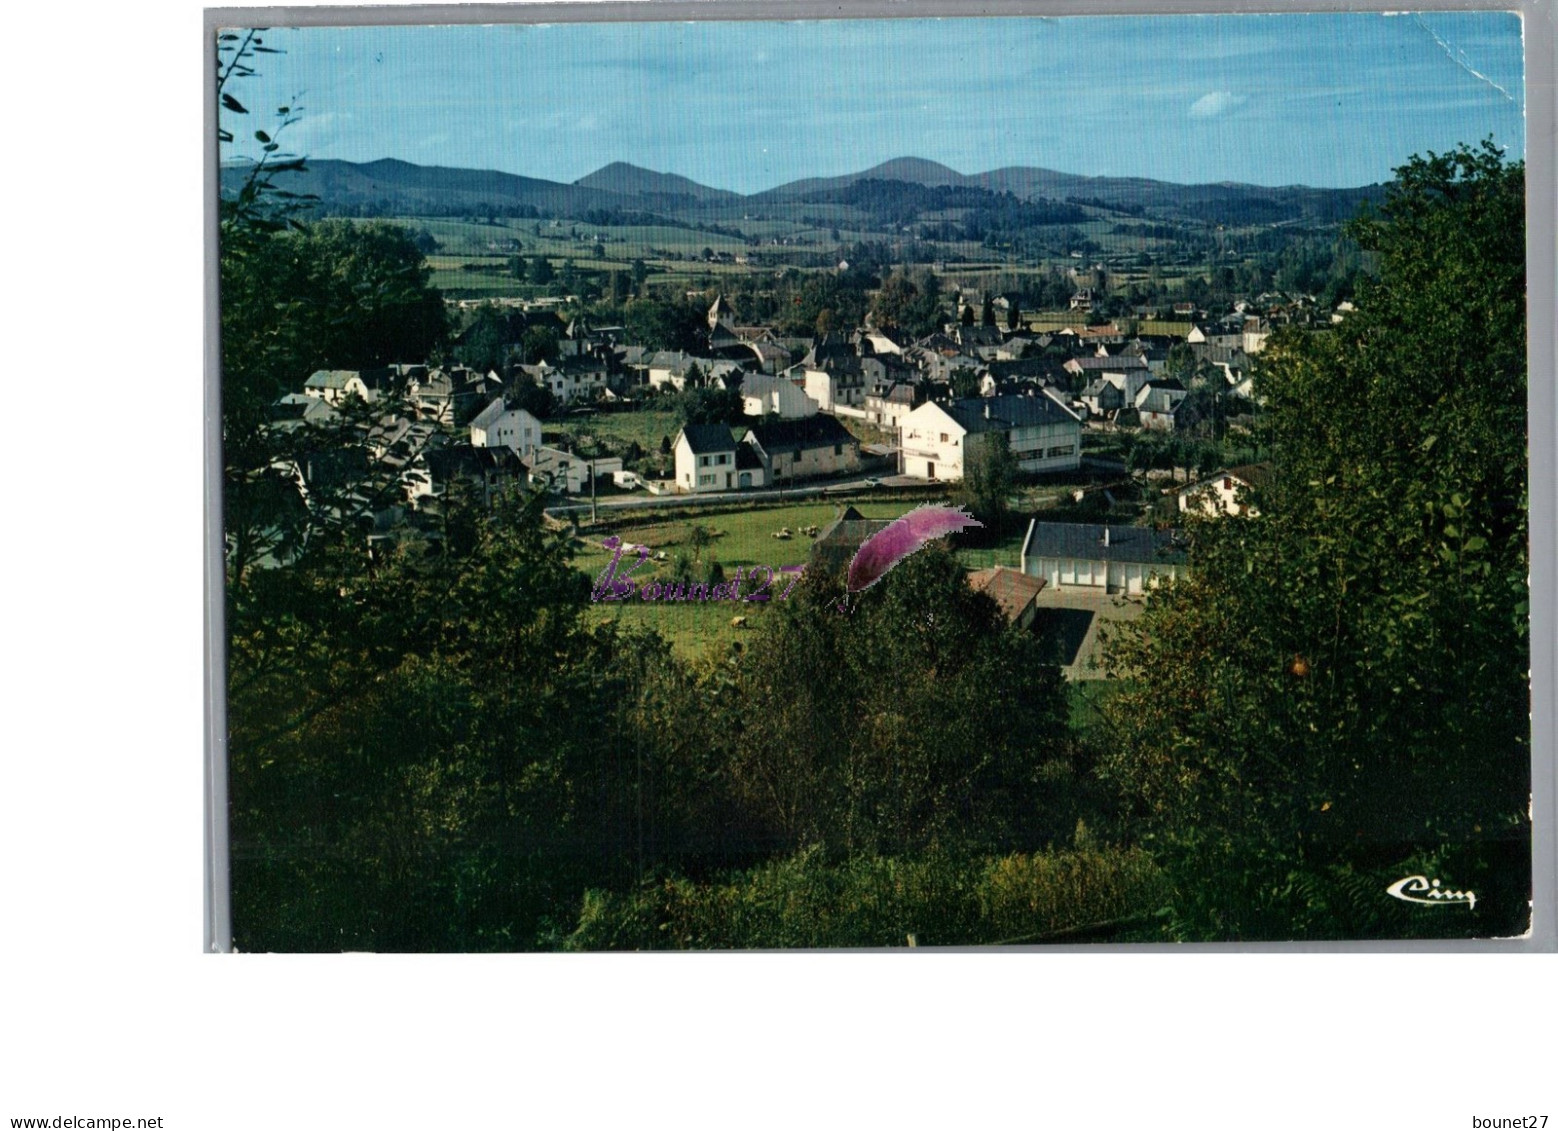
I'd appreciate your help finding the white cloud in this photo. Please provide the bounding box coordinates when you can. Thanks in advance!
[1189,91,1246,119]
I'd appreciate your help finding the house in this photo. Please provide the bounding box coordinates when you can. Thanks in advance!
[743,340,793,374]
[861,327,909,357]
[1135,379,1190,432]
[898,391,1082,481]
[793,362,867,412]
[1019,520,1188,594]
[1080,377,1126,418]
[950,323,1005,358]
[528,446,623,494]
[1064,355,1149,381]
[269,392,338,431]
[967,565,1046,630]
[739,373,818,420]
[734,444,767,489]
[648,352,743,393]
[1177,464,1270,517]
[1242,316,1272,355]
[525,356,610,404]
[412,370,456,423]
[303,369,373,404]
[468,398,542,458]
[446,367,505,424]
[674,423,740,493]
[863,381,924,430]
[742,415,861,483]
[793,334,867,410]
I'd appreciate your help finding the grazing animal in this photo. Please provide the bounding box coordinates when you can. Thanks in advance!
[730,615,748,628]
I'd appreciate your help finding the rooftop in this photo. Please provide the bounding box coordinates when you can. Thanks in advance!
[678,423,737,455]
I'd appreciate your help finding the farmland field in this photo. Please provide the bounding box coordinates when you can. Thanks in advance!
[574,497,1034,658]
[577,499,915,658]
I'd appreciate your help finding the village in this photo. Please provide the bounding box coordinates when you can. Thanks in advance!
[264,277,1305,670]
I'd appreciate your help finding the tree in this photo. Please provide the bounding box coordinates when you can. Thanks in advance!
[508,380,556,420]
[529,256,555,286]
[686,524,712,563]
[868,268,943,337]
[218,42,448,588]
[227,487,662,950]
[623,296,706,352]
[224,220,448,393]
[728,545,1070,856]
[1098,142,1529,939]
[676,386,743,427]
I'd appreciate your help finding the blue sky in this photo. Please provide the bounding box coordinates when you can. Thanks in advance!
[220,12,1525,192]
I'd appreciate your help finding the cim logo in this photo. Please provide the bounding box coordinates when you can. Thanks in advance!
[1385,874,1476,911]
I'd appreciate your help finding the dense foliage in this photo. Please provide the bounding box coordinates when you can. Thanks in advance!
[1098,142,1529,939]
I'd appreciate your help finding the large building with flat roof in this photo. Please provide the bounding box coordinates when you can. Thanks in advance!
[1020,520,1188,594]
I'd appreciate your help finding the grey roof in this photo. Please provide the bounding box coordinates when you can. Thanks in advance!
[469,397,506,431]
[802,333,857,368]
[305,369,360,389]
[737,373,787,397]
[678,423,737,455]
[942,393,1079,434]
[1022,521,1188,566]
[1138,389,1183,414]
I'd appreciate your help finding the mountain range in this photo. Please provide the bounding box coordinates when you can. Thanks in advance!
[219,155,1383,226]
